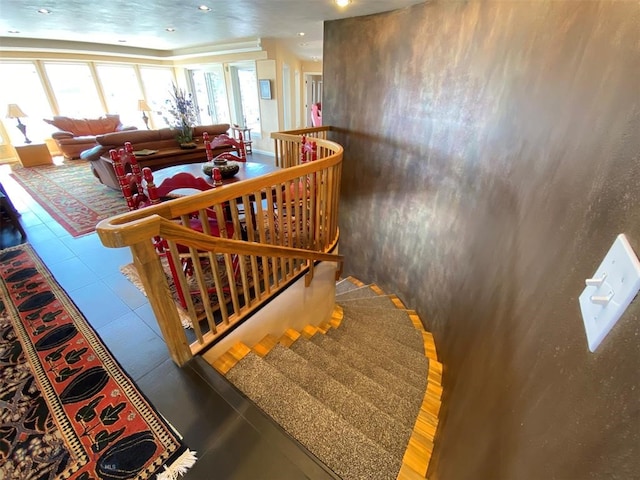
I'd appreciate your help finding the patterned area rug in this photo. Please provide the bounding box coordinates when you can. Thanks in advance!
[10,161,128,237]
[0,244,196,479]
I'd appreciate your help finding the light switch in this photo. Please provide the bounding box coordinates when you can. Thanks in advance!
[579,234,640,352]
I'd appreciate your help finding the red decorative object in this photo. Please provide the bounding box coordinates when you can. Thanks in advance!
[213,167,223,186]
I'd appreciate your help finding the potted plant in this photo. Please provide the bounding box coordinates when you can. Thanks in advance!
[163,84,197,148]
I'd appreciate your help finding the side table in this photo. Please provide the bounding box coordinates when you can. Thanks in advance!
[15,143,53,167]
[231,126,253,154]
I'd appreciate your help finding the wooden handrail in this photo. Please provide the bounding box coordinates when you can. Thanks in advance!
[97,130,343,366]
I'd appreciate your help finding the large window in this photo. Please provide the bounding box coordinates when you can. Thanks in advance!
[189,67,230,125]
[0,62,54,144]
[96,64,143,128]
[139,67,175,128]
[44,63,103,117]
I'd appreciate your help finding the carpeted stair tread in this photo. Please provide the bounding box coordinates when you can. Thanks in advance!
[340,307,427,355]
[335,276,367,295]
[289,338,420,428]
[226,351,402,480]
[338,309,426,365]
[342,304,426,337]
[329,319,429,374]
[309,333,423,400]
[337,295,399,309]
[263,344,411,458]
[325,327,427,391]
[335,285,381,301]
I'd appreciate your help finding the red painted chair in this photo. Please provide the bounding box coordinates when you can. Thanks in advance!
[311,102,322,127]
[110,144,238,310]
[204,132,247,163]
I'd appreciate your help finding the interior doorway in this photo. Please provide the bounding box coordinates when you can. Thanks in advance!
[304,74,322,127]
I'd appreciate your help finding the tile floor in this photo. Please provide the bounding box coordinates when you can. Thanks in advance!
[0,154,336,480]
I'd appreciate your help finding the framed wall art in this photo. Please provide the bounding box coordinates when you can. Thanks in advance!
[259,79,272,99]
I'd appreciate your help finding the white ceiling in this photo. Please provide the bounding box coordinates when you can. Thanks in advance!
[0,0,426,61]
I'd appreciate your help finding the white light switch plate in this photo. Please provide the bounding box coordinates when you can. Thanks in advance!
[579,234,640,352]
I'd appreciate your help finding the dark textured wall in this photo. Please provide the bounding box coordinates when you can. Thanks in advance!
[324,2,640,478]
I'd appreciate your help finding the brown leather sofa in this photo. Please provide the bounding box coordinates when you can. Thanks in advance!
[44,115,137,160]
[80,124,235,190]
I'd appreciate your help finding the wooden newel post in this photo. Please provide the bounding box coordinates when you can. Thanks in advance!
[130,240,193,366]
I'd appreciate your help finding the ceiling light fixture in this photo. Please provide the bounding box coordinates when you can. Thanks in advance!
[198,5,211,11]
[37,8,52,14]
[8,30,20,34]
[166,27,175,32]
[298,32,305,36]
[335,0,351,7]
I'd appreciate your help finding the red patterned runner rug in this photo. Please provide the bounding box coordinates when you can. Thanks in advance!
[0,244,196,479]
[10,161,128,237]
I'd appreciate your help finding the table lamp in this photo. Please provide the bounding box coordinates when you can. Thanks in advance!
[6,104,31,144]
[137,99,152,129]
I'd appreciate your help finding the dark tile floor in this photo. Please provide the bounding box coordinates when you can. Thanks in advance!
[0,153,336,480]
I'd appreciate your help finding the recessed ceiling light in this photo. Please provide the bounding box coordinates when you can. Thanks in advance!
[166,27,175,32]
[198,5,211,11]
[8,30,20,34]
[117,39,127,43]
[299,42,308,47]
[298,32,305,36]
[37,8,52,14]
[335,0,351,7]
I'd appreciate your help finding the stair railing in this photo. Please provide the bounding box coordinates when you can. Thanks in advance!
[272,126,332,168]
[97,134,343,366]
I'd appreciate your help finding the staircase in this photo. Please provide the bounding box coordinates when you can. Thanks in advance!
[203,276,442,480]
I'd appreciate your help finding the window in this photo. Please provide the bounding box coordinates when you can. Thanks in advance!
[139,67,175,128]
[229,62,261,134]
[189,66,230,125]
[0,62,54,144]
[96,64,143,128]
[44,63,103,117]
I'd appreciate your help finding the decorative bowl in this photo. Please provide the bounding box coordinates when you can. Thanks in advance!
[202,161,240,179]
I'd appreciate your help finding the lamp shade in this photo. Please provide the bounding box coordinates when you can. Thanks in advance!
[137,100,152,111]
[6,104,27,119]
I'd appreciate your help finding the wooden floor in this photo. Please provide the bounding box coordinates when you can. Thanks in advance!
[0,151,336,479]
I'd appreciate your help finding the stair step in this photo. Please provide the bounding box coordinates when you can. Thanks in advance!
[338,294,402,309]
[226,351,402,480]
[263,344,411,458]
[335,284,381,301]
[309,333,423,400]
[341,305,426,354]
[289,338,420,428]
[330,319,429,377]
[335,276,367,295]
[325,328,427,391]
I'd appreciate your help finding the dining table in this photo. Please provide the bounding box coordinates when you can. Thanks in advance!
[149,160,281,195]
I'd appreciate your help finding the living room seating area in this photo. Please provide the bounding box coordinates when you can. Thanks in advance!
[80,124,238,190]
[44,114,137,160]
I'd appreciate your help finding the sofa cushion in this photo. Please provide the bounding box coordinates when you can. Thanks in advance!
[44,115,122,135]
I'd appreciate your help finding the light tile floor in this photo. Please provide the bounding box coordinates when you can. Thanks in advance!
[0,155,335,480]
